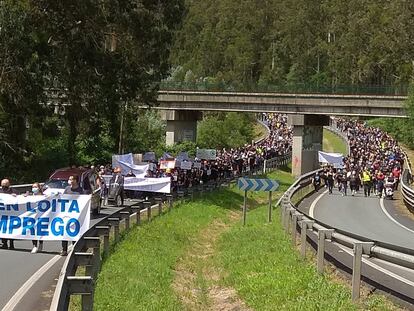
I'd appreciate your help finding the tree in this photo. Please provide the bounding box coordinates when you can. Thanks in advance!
[197,112,254,149]
[0,1,49,180]
[32,0,185,164]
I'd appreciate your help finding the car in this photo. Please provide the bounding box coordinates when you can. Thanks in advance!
[43,167,102,215]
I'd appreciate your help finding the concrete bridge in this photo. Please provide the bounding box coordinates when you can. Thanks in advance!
[153,90,407,176]
[156,90,407,117]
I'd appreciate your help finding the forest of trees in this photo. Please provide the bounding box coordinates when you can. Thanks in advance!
[170,0,414,91]
[2,0,414,182]
[0,0,184,182]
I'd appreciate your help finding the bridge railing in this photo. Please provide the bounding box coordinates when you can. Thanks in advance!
[264,153,291,173]
[159,81,409,96]
[278,169,414,302]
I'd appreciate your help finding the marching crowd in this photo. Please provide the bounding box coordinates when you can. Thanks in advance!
[1,113,408,255]
[312,118,404,198]
[110,113,293,194]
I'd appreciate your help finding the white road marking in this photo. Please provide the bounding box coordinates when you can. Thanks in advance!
[1,249,69,311]
[307,186,414,286]
[379,197,414,234]
[309,190,328,218]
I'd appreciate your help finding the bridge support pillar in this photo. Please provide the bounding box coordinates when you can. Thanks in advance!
[160,110,202,146]
[289,114,329,176]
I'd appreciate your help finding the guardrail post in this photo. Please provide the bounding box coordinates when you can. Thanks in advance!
[130,203,142,225]
[83,237,101,278]
[166,195,173,212]
[95,226,110,258]
[155,198,163,216]
[317,229,334,274]
[285,207,295,232]
[280,197,288,225]
[120,211,130,231]
[108,217,120,243]
[300,220,314,258]
[188,188,194,201]
[67,276,94,311]
[352,242,373,301]
[291,212,303,245]
[144,202,152,222]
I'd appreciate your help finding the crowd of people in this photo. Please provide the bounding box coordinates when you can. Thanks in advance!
[312,118,404,198]
[1,113,407,255]
[99,113,293,196]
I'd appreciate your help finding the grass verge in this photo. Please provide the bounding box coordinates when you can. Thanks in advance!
[253,121,269,142]
[323,128,348,155]
[216,178,400,310]
[91,169,400,311]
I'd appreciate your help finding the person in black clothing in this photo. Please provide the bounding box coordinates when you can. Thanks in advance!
[349,172,359,196]
[0,179,17,250]
[326,169,335,194]
[311,172,321,192]
[61,174,84,256]
[110,167,124,206]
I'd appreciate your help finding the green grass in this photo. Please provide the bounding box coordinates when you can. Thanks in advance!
[93,189,240,311]
[323,128,348,155]
[215,193,396,311]
[254,121,268,142]
[91,169,398,311]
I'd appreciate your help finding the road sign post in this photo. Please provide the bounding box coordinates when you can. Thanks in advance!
[238,178,279,225]
[243,190,247,226]
[268,191,272,222]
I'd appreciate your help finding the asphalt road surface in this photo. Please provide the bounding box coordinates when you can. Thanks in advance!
[301,188,414,251]
[298,188,414,303]
[0,205,122,311]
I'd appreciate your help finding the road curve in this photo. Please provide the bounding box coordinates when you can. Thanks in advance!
[309,188,414,251]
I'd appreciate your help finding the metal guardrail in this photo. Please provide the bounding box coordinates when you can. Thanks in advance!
[279,169,414,303]
[48,151,290,311]
[14,118,286,310]
[276,123,414,302]
[264,153,291,173]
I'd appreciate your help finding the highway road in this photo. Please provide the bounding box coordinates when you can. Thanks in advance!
[0,205,122,311]
[300,188,414,251]
[298,187,414,301]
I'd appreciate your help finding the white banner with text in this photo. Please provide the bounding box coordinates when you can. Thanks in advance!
[0,193,91,241]
[123,177,171,193]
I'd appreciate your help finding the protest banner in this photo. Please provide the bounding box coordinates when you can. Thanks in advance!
[112,153,134,171]
[123,177,171,193]
[193,162,202,169]
[160,160,176,169]
[117,160,149,177]
[318,151,344,166]
[196,149,217,160]
[0,193,91,241]
[180,161,192,170]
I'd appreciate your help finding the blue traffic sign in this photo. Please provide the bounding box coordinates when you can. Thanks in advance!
[238,178,279,192]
